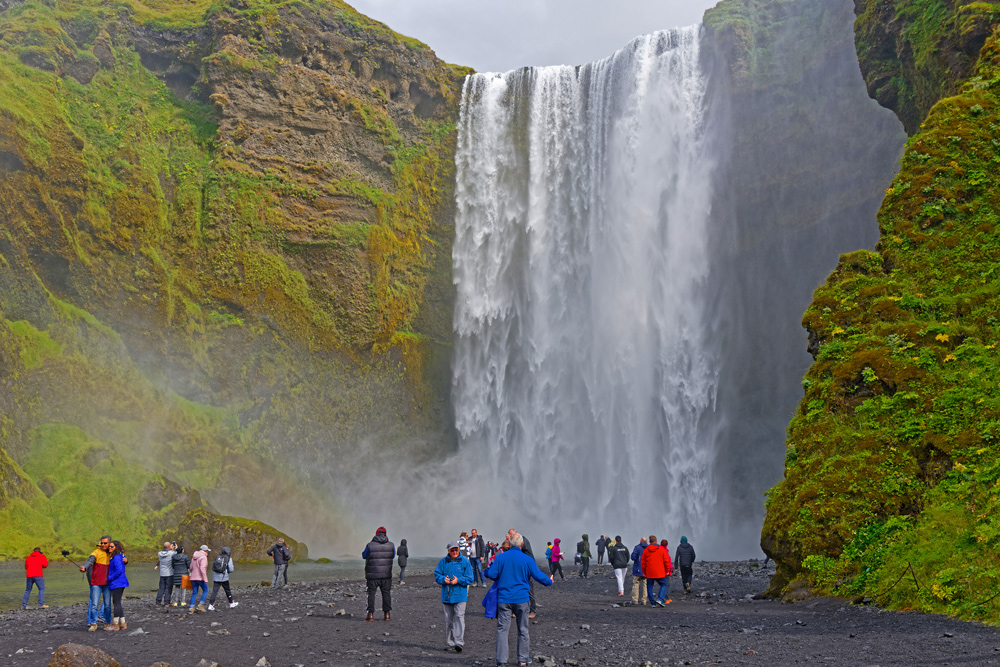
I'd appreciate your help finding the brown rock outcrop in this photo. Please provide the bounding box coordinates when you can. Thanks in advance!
[49,644,120,667]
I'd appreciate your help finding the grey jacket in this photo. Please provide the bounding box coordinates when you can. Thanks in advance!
[212,547,235,582]
[157,549,176,577]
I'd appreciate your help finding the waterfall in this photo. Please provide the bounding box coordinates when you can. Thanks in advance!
[452,27,723,543]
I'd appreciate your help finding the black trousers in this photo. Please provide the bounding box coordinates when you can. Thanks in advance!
[210,581,232,604]
[580,557,590,577]
[367,578,392,613]
[680,565,693,588]
[111,588,125,618]
[156,576,173,604]
[597,550,605,564]
[549,561,564,579]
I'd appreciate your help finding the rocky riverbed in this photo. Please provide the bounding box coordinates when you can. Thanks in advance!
[1,561,998,666]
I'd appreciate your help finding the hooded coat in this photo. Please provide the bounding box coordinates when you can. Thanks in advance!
[550,539,563,562]
[608,540,631,568]
[631,542,648,577]
[674,540,696,568]
[397,539,408,568]
[212,547,234,582]
[25,551,48,578]
[640,543,673,579]
[577,534,592,558]
[434,553,474,603]
[362,531,395,580]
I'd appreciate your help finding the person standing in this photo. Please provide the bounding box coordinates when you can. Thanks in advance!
[188,545,210,613]
[434,541,474,652]
[641,536,673,607]
[107,540,129,631]
[266,538,292,589]
[596,536,607,566]
[80,535,112,631]
[208,546,238,610]
[549,538,565,580]
[506,528,538,618]
[171,545,191,607]
[485,533,553,667]
[608,536,631,596]
[154,541,175,607]
[630,537,649,606]
[674,536,696,594]
[577,534,592,578]
[469,528,486,587]
[362,526,395,621]
[397,538,409,585]
[23,547,48,610]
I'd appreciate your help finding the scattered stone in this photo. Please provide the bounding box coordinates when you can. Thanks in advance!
[564,660,579,666]
[255,658,270,667]
[333,609,347,616]
[49,645,121,667]
[262,633,271,638]
[580,624,590,631]
[944,632,954,638]
[194,661,220,667]
[127,628,148,636]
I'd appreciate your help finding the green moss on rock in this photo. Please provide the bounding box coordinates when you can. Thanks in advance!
[177,507,307,561]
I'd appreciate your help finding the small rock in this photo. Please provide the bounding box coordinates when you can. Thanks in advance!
[580,624,590,631]
[210,622,222,627]
[262,632,271,637]
[564,661,579,667]
[128,628,148,636]
[255,658,271,667]
[334,609,346,616]
[944,632,954,638]
[194,661,220,667]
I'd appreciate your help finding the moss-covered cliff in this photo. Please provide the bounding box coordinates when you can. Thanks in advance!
[0,0,468,557]
[762,0,1000,622]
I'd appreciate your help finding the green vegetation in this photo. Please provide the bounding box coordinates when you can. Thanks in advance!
[0,0,465,557]
[764,16,1000,622]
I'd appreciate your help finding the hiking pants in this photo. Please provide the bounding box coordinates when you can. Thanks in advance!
[647,576,669,604]
[631,575,648,604]
[580,557,590,577]
[471,557,484,585]
[550,561,564,579]
[272,563,287,588]
[111,587,125,618]
[496,602,530,665]
[366,578,392,613]
[681,565,693,589]
[443,601,466,647]
[191,580,208,605]
[210,581,233,604]
[156,575,173,605]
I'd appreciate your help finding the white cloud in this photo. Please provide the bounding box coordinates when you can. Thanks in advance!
[348,0,721,72]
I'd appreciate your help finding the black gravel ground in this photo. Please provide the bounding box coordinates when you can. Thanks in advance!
[1,560,998,666]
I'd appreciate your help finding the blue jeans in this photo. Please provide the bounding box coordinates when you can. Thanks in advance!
[496,601,530,665]
[23,577,44,607]
[647,577,669,604]
[470,557,483,585]
[191,580,208,605]
[87,584,111,624]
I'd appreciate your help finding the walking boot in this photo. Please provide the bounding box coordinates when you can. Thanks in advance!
[365,611,374,621]
[197,604,207,613]
[120,616,127,631]
[384,611,391,621]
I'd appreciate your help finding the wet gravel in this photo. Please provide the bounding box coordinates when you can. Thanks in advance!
[1,560,998,666]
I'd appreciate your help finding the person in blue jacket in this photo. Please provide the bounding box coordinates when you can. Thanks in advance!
[630,536,649,606]
[434,541,474,652]
[485,533,553,667]
[107,540,129,632]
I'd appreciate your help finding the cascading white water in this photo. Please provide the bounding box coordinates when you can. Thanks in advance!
[453,26,723,542]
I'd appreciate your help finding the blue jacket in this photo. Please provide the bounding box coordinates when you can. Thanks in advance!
[631,542,648,577]
[434,555,474,604]
[484,546,552,604]
[108,554,129,590]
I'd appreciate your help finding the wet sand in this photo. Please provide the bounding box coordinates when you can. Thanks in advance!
[1,561,997,666]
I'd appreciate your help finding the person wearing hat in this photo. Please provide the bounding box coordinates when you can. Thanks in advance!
[674,536,696,594]
[362,526,395,621]
[266,537,292,589]
[188,545,211,613]
[434,541,474,652]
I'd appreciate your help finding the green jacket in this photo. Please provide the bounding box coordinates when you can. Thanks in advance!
[578,535,591,558]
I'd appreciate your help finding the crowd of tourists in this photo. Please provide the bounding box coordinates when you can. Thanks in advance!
[363,526,697,667]
[21,527,696,666]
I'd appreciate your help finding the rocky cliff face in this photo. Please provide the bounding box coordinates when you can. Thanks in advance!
[854,0,1000,134]
[761,0,1000,621]
[0,0,467,557]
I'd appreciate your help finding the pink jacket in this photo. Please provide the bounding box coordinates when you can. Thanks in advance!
[550,539,563,562]
[190,550,209,581]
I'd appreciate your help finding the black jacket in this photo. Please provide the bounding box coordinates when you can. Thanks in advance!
[267,543,291,565]
[608,542,631,568]
[521,536,534,558]
[397,539,408,567]
[364,533,395,580]
[596,537,607,554]
[171,552,190,576]
[674,542,696,568]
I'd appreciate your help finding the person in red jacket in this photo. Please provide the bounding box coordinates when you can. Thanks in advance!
[640,536,673,607]
[23,548,48,609]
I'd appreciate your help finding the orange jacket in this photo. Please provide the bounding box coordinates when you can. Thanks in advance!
[640,543,672,579]
[25,551,48,578]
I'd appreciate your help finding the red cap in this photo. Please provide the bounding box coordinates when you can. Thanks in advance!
[377,526,387,534]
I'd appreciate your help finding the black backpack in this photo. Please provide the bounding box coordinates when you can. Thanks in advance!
[212,554,229,574]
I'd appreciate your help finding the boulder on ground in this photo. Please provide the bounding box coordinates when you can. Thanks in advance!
[177,508,307,561]
[49,644,120,667]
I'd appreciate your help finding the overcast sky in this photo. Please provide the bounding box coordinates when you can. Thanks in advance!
[348,0,723,72]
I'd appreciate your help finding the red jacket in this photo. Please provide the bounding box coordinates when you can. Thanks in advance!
[25,551,48,578]
[640,543,672,579]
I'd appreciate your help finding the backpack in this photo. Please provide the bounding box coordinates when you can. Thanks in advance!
[212,554,229,574]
